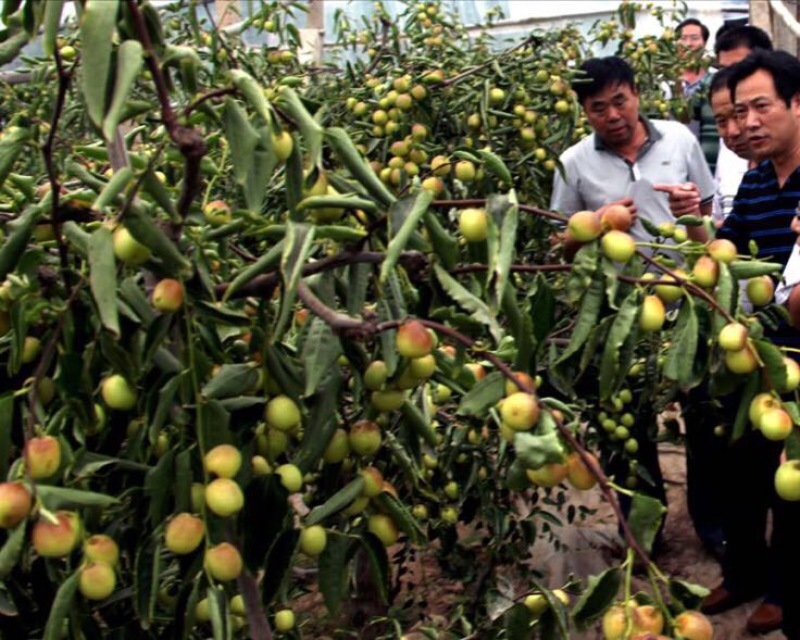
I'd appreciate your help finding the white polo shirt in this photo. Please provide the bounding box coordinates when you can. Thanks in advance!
[550,117,715,241]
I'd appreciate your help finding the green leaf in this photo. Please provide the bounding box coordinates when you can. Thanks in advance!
[728,261,782,279]
[373,492,425,544]
[457,371,505,416]
[478,148,512,185]
[141,167,176,217]
[273,222,316,340]
[325,127,396,207]
[514,430,565,470]
[80,0,119,128]
[555,278,604,364]
[0,203,40,280]
[0,394,13,478]
[88,227,119,337]
[93,167,133,213]
[201,364,259,400]
[242,476,290,571]
[197,400,233,451]
[713,262,734,334]
[566,243,599,305]
[434,263,503,343]
[669,578,710,611]
[400,399,438,447]
[628,493,666,554]
[306,477,366,526]
[144,449,175,525]
[571,568,621,629]
[358,533,389,604]
[0,125,29,192]
[222,240,284,302]
[0,29,29,66]
[663,301,699,386]
[675,214,704,226]
[293,373,342,474]
[229,69,271,124]
[279,87,323,164]
[223,100,259,188]
[61,220,90,258]
[505,603,531,640]
[490,193,518,311]
[261,530,299,606]
[133,530,162,630]
[599,290,640,400]
[43,570,79,640]
[123,204,191,275]
[380,190,432,283]
[754,339,787,392]
[36,485,120,509]
[302,317,342,397]
[505,458,530,491]
[208,585,231,640]
[0,523,26,579]
[244,127,278,214]
[42,0,65,58]
[150,373,183,438]
[297,193,376,214]
[424,208,459,269]
[102,39,144,141]
[318,532,358,614]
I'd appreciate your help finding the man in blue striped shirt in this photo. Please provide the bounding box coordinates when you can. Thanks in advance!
[702,49,800,638]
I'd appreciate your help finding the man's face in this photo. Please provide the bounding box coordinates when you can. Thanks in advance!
[678,24,705,51]
[711,87,751,159]
[582,82,640,149]
[717,46,752,69]
[734,69,800,160]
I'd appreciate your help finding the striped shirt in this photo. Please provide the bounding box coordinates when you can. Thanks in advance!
[717,159,800,347]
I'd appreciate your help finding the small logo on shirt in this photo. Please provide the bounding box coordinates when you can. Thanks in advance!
[661,161,671,166]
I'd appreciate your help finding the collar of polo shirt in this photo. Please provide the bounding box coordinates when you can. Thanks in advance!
[593,115,661,158]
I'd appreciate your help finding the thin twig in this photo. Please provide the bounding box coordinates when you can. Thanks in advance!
[183,87,238,119]
[637,250,735,324]
[430,198,568,223]
[42,46,76,287]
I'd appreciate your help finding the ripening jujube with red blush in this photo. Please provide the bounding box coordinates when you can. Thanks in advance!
[395,320,433,358]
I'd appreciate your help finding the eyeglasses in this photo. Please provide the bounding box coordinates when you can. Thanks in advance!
[679,34,704,42]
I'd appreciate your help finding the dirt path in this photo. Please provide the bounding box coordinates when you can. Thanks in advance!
[534,443,786,639]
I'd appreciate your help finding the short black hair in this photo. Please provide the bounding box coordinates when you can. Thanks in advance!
[715,25,773,55]
[677,18,709,43]
[727,49,800,107]
[709,66,735,96]
[573,56,636,105]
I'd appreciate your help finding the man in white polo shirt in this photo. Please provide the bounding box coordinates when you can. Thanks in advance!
[551,56,715,242]
[550,55,716,554]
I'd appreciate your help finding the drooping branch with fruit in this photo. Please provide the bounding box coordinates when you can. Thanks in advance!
[0,2,791,640]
